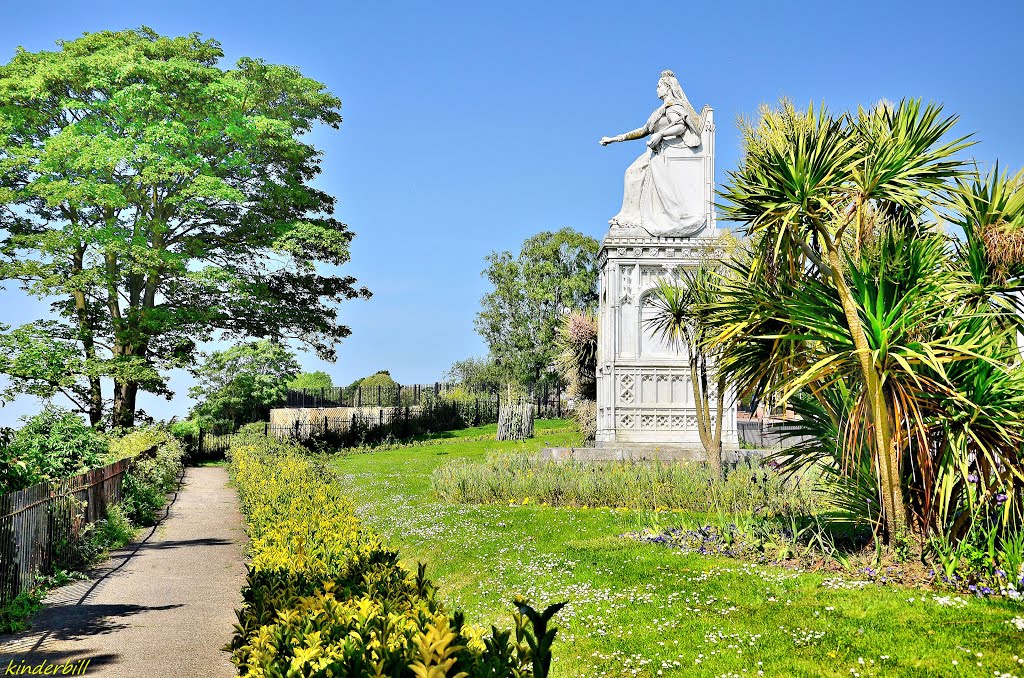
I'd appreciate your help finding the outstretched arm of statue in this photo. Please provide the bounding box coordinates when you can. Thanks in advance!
[599,124,648,146]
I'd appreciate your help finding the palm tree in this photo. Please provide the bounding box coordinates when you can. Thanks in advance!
[717,99,986,540]
[644,264,728,479]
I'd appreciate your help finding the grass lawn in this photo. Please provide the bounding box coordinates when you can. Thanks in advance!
[333,420,1024,678]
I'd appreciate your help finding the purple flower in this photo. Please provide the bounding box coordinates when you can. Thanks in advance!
[967,473,979,483]
[995,493,1007,504]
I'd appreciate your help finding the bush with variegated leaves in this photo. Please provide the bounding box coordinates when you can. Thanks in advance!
[228,436,563,677]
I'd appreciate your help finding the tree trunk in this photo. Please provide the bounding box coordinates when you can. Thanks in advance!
[497,402,535,441]
[825,245,907,539]
[71,249,104,426]
[710,374,726,480]
[112,380,138,428]
[691,356,723,479]
[87,378,103,427]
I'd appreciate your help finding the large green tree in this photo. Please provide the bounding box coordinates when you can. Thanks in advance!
[475,228,599,386]
[0,28,368,427]
[188,340,299,429]
[444,356,506,393]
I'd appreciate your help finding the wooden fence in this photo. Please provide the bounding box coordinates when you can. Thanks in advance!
[0,457,133,605]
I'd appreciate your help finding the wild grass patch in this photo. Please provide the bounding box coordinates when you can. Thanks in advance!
[432,452,822,514]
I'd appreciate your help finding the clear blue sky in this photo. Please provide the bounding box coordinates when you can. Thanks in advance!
[1,0,1022,425]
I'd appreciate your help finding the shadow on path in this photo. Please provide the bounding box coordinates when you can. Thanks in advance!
[0,467,246,678]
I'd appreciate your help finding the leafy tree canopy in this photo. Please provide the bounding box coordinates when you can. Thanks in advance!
[288,371,333,390]
[358,370,398,390]
[188,340,299,429]
[444,356,506,393]
[475,228,599,386]
[0,27,369,427]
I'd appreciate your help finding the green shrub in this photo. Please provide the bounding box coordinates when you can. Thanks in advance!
[114,428,184,526]
[0,588,44,634]
[288,371,333,390]
[1,406,107,494]
[433,452,824,514]
[168,418,200,440]
[228,436,562,676]
[89,504,136,552]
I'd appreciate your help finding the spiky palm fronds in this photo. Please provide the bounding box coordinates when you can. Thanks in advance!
[716,97,1024,541]
[554,311,597,401]
[644,265,728,476]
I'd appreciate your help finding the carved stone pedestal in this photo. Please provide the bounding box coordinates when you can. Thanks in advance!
[594,234,738,449]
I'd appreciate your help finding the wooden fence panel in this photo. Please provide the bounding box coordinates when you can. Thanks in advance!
[0,457,132,605]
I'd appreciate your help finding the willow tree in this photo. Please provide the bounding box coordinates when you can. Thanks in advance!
[0,28,368,426]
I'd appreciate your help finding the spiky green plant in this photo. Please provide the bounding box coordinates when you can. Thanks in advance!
[717,98,1024,542]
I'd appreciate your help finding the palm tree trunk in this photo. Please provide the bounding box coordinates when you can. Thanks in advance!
[690,357,712,450]
[824,245,907,539]
[710,374,726,480]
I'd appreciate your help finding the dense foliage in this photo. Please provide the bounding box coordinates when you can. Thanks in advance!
[715,99,1024,543]
[476,229,599,386]
[0,406,107,494]
[355,370,399,402]
[228,436,562,676]
[288,371,334,390]
[188,340,300,430]
[0,27,369,427]
[109,427,185,525]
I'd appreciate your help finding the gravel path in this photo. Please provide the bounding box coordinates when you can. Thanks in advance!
[0,466,247,677]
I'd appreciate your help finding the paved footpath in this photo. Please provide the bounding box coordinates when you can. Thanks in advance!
[0,467,247,677]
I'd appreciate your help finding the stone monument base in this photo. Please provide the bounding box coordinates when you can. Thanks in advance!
[596,232,739,448]
[538,444,764,465]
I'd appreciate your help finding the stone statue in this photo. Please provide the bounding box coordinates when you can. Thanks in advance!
[600,70,709,237]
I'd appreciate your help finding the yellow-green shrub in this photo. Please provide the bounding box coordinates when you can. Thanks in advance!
[109,426,184,526]
[229,436,561,677]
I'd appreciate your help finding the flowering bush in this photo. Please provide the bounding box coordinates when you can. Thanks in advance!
[228,436,562,677]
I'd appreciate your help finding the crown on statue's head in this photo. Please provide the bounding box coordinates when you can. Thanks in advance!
[660,69,676,79]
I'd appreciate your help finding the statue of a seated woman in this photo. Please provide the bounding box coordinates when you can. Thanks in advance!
[600,70,709,237]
